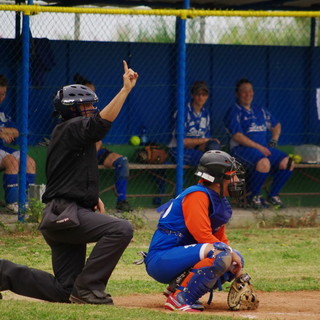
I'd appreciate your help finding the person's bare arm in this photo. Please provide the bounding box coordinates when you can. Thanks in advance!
[230,251,243,277]
[184,137,210,149]
[184,137,220,149]
[99,61,138,122]
[270,123,281,141]
[96,140,102,152]
[0,127,19,144]
[94,198,105,214]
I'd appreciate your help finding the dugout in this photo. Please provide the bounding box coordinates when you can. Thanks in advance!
[0,3,320,213]
[0,144,319,209]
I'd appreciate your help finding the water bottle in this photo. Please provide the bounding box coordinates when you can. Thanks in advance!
[141,127,149,145]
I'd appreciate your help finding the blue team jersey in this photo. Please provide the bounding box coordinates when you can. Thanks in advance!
[147,184,232,252]
[0,109,16,147]
[224,103,278,149]
[168,103,211,148]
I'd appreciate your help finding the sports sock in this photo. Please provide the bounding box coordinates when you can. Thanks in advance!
[26,173,36,187]
[175,258,213,295]
[113,157,129,202]
[115,178,127,201]
[246,171,268,198]
[269,169,293,197]
[3,173,18,204]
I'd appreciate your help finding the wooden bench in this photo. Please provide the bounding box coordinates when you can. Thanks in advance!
[24,145,320,206]
[98,163,192,198]
[98,161,320,199]
[294,163,320,169]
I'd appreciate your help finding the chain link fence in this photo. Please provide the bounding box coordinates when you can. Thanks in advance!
[0,5,320,221]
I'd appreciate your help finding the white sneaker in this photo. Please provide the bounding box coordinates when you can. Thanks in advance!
[6,202,19,214]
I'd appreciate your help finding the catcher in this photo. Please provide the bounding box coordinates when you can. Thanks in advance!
[144,150,259,312]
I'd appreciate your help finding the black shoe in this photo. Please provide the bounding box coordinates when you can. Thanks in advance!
[116,200,133,212]
[268,196,285,208]
[247,195,262,209]
[247,195,269,209]
[260,197,270,209]
[70,286,113,305]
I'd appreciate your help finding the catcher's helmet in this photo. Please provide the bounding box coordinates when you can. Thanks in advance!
[195,150,240,183]
[53,84,99,120]
[195,150,245,198]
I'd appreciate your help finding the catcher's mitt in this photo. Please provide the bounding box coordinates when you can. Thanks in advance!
[227,273,259,311]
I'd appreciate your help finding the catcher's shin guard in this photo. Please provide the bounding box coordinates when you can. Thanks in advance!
[177,250,232,305]
[227,273,259,310]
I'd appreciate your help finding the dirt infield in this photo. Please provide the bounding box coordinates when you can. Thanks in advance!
[3,290,320,319]
[116,291,320,320]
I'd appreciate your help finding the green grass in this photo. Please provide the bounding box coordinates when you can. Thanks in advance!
[0,225,319,319]
[1,302,239,320]
[226,228,320,291]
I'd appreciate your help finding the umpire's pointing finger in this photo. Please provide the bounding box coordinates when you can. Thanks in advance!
[123,60,128,72]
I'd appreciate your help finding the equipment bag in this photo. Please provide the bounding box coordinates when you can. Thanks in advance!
[136,145,168,164]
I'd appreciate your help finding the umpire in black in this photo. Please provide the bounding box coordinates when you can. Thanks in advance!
[0,61,138,304]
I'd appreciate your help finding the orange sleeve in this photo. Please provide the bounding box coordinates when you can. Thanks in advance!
[213,225,229,246]
[182,191,226,244]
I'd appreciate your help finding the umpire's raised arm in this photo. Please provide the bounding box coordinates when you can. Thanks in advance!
[99,60,139,122]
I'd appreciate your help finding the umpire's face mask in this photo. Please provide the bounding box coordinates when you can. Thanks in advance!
[77,103,98,118]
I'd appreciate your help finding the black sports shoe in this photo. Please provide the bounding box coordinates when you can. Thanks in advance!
[116,200,133,212]
[268,196,285,208]
[260,197,270,209]
[248,195,269,209]
[248,195,262,209]
[70,286,113,305]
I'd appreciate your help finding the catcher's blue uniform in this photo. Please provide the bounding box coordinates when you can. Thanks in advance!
[145,184,239,284]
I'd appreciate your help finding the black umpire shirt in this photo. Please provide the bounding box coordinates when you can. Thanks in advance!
[42,114,112,209]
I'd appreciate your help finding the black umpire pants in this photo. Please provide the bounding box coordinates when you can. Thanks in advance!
[0,205,133,302]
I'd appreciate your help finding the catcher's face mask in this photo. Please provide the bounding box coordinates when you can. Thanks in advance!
[218,170,245,199]
[228,177,245,199]
[225,161,246,199]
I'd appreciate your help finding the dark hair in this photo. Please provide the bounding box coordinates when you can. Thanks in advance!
[73,73,93,86]
[235,78,252,92]
[0,75,8,87]
[191,81,209,95]
[201,179,214,187]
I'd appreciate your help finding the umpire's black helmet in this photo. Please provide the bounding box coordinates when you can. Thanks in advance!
[195,150,241,183]
[53,84,99,120]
